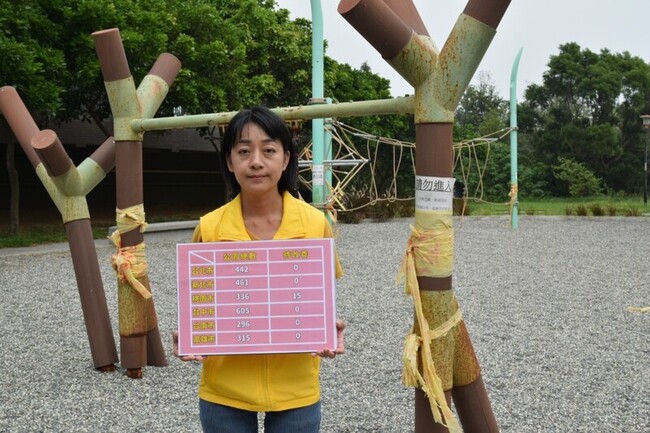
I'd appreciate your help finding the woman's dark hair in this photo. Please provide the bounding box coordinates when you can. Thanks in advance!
[219,106,298,199]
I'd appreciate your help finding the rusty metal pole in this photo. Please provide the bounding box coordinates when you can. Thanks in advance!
[92,28,180,378]
[31,130,119,370]
[340,0,510,431]
[0,86,119,370]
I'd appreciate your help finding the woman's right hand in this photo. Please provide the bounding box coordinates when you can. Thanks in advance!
[172,330,206,362]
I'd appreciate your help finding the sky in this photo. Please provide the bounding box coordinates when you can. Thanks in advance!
[273,0,650,100]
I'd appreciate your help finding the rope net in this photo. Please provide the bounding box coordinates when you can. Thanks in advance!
[296,119,515,217]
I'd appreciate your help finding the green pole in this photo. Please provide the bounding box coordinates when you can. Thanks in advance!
[310,0,326,209]
[131,96,414,132]
[510,47,523,229]
[325,97,333,205]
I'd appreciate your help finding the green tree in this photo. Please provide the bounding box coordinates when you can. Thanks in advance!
[1,0,414,223]
[553,156,603,197]
[0,0,68,234]
[519,42,650,196]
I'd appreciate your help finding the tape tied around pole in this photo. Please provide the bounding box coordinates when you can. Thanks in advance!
[109,204,151,299]
[396,216,460,433]
[111,243,151,299]
[509,183,519,224]
[397,223,454,294]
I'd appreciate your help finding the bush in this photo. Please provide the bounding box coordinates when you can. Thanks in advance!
[453,198,470,216]
[553,157,603,197]
[366,200,394,221]
[624,206,641,217]
[337,186,369,223]
[393,200,415,218]
[575,204,588,216]
[565,207,574,216]
[589,203,605,216]
[337,209,365,224]
[606,204,617,216]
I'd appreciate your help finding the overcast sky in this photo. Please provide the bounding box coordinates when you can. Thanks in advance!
[274,0,650,100]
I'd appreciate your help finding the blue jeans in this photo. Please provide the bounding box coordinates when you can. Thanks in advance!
[199,399,322,433]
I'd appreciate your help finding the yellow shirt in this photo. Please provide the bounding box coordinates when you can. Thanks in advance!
[193,191,343,412]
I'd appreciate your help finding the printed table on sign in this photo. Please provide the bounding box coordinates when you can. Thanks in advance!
[176,238,337,356]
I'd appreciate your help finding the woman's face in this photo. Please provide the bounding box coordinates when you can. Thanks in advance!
[226,122,289,198]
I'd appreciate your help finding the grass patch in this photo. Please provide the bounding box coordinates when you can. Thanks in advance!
[455,197,647,218]
[0,223,114,248]
[0,205,210,249]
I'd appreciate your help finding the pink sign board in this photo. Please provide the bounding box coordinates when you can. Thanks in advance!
[176,238,337,356]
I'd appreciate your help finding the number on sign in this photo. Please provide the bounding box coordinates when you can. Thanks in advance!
[236,307,250,315]
[235,279,248,286]
[236,292,250,301]
[293,292,301,300]
[237,320,251,328]
[237,334,251,342]
[235,266,249,273]
[295,332,301,340]
[293,277,299,285]
[293,264,299,271]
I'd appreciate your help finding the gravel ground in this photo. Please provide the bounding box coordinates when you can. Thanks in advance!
[0,216,648,433]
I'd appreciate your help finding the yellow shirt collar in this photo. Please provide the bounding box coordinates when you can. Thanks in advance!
[215,191,307,241]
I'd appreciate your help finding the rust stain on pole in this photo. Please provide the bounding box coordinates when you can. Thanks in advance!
[338,0,511,431]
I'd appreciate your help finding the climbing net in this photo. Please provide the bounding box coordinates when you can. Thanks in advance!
[298,120,415,213]
[453,126,515,203]
[296,119,515,216]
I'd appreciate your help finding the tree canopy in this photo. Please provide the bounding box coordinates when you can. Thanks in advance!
[453,43,650,200]
[3,2,650,204]
[519,42,650,196]
[0,0,393,131]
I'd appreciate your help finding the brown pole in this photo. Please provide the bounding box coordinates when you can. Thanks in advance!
[340,0,511,431]
[382,0,429,37]
[413,124,498,433]
[1,89,119,370]
[0,86,41,168]
[338,0,413,60]
[114,138,166,374]
[93,28,172,377]
[31,130,119,371]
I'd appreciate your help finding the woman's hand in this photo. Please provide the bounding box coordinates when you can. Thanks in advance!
[314,319,346,359]
[172,330,206,362]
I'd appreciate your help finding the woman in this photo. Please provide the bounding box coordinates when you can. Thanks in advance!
[174,106,345,433]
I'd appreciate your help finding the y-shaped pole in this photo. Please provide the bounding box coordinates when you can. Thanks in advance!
[92,28,180,378]
[0,86,119,371]
[340,0,510,431]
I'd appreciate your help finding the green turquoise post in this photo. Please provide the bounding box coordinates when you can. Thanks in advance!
[325,97,333,207]
[310,0,326,209]
[510,47,523,229]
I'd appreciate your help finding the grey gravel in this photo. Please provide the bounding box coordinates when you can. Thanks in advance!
[1,216,648,433]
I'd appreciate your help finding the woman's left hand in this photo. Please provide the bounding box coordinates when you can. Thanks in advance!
[314,319,346,359]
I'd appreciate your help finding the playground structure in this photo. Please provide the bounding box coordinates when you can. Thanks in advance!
[297,119,517,218]
[0,0,512,431]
